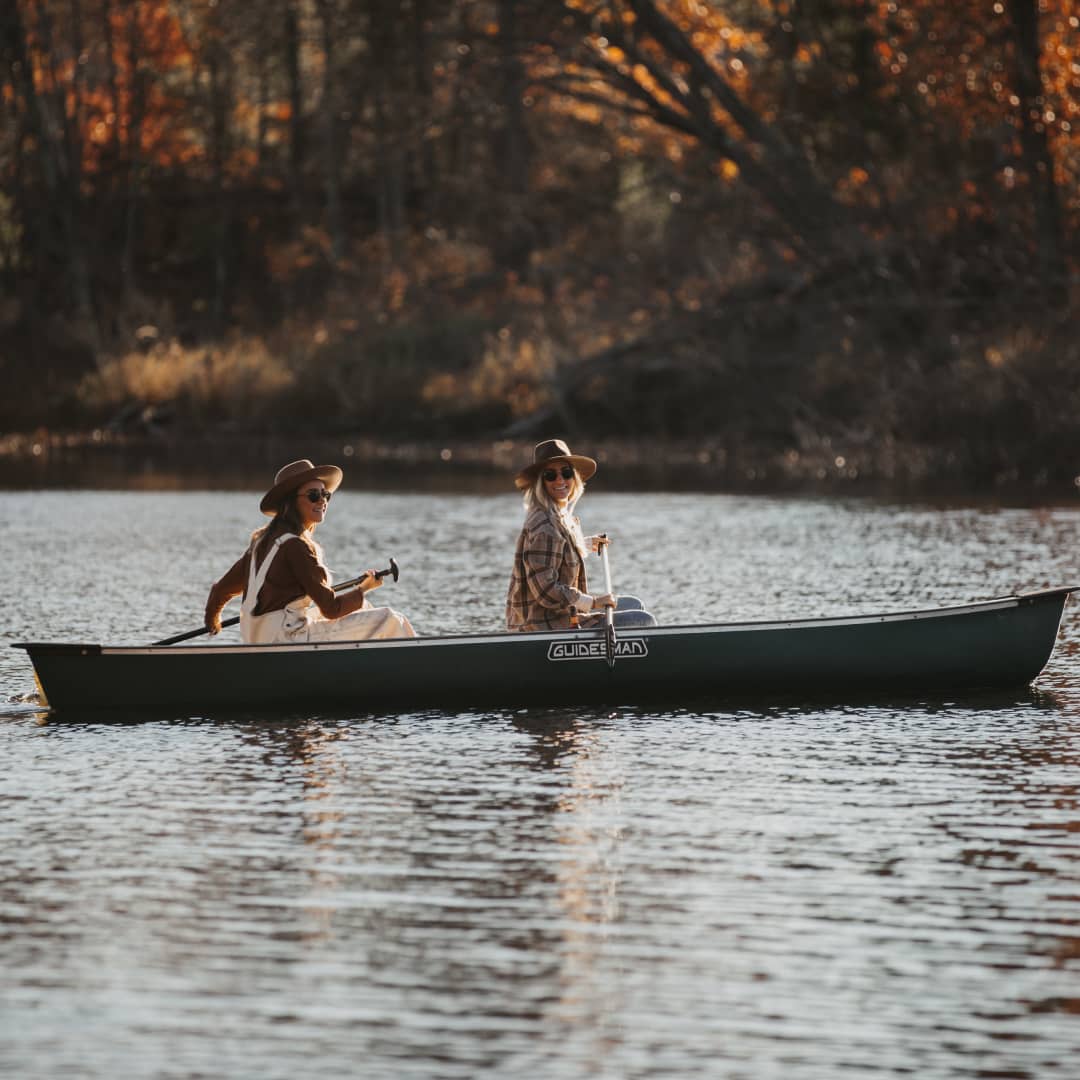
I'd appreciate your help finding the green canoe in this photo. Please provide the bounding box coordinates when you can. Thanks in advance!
[13,587,1075,714]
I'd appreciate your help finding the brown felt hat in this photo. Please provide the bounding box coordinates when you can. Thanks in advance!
[514,438,597,490]
[260,459,343,516]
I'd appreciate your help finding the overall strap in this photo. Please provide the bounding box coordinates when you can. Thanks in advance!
[241,533,297,615]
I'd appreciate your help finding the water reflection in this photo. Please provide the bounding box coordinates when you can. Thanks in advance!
[5,704,1080,1077]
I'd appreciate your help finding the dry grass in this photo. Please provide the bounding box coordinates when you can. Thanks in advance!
[422,329,558,420]
[77,337,295,420]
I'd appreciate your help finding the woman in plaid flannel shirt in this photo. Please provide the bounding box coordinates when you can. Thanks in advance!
[505,439,655,632]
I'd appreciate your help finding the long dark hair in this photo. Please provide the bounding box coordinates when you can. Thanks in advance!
[251,493,310,562]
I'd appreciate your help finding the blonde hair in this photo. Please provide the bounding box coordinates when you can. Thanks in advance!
[522,464,585,512]
[523,464,587,559]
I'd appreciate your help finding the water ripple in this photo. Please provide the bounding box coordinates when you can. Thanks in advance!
[2,493,1080,1078]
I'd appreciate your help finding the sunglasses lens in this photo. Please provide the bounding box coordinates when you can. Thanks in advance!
[304,489,330,503]
[542,466,575,482]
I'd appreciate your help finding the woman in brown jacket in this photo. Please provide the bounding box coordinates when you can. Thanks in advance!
[505,439,655,632]
[205,459,415,644]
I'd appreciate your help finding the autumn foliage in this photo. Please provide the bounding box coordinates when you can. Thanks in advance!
[0,0,1076,488]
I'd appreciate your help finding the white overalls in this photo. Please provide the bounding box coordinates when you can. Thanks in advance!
[239,534,415,644]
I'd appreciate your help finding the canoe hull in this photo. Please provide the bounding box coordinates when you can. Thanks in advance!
[14,589,1074,713]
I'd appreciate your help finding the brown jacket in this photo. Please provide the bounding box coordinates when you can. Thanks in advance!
[506,507,594,632]
[204,534,367,628]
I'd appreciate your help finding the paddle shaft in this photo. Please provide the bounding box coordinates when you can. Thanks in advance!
[153,562,398,647]
[599,536,616,669]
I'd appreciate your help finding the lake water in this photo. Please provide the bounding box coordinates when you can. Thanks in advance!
[2,487,1079,1079]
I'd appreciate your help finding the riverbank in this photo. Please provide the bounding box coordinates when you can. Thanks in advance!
[2,428,1078,500]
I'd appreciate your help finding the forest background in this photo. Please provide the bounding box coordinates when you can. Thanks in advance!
[1,0,1077,493]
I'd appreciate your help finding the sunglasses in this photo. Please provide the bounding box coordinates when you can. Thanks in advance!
[542,465,576,483]
[300,488,333,504]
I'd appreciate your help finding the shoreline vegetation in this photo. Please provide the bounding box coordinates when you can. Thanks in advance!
[3,2,1077,500]
[3,428,1078,499]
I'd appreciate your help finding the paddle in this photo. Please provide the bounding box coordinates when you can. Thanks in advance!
[153,558,400,646]
[598,535,616,669]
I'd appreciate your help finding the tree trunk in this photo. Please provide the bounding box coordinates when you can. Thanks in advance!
[410,0,438,216]
[33,0,97,335]
[1006,0,1066,295]
[121,0,146,302]
[284,0,305,232]
[371,1,405,263]
[101,0,123,181]
[206,39,231,331]
[495,0,533,274]
[256,45,269,172]
[0,1,40,292]
[315,0,344,264]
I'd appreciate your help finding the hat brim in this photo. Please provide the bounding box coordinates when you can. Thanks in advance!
[515,454,597,490]
[260,464,343,515]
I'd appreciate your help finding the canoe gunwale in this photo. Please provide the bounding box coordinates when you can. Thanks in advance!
[11,586,1077,660]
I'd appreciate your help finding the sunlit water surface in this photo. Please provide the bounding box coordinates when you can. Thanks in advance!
[2,489,1079,1079]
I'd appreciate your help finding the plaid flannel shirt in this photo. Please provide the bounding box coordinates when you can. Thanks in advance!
[506,507,592,632]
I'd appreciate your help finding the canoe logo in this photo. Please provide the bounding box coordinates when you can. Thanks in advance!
[547,639,649,662]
